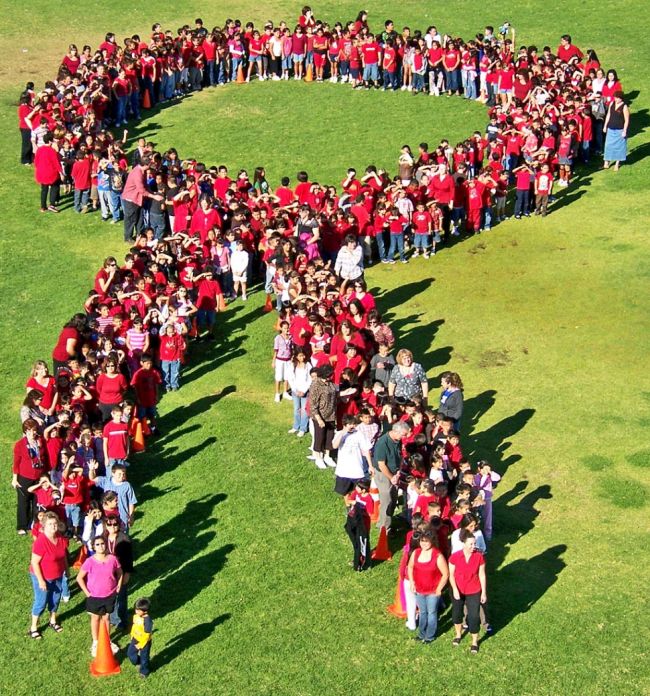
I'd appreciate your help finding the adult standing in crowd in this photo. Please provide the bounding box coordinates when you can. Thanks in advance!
[309,364,338,470]
[603,91,630,171]
[51,313,87,372]
[105,517,134,630]
[13,419,49,535]
[334,234,364,285]
[121,155,164,243]
[439,371,464,430]
[28,511,68,639]
[372,421,411,531]
[449,529,488,654]
[388,349,429,402]
[34,131,63,213]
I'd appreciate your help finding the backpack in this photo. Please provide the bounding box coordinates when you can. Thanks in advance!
[592,98,607,120]
[110,169,126,192]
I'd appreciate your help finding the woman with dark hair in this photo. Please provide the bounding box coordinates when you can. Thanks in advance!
[286,349,312,437]
[407,528,449,643]
[18,94,33,165]
[601,69,622,105]
[13,418,50,534]
[20,389,47,428]
[366,309,395,349]
[449,529,488,653]
[347,299,367,330]
[309,364,338,470]
[95,358,128,422]
[603,91,630,171]
[104,517,134,630]
[52,313,87,372]
[26,360,57,417]
[439,371,464,429]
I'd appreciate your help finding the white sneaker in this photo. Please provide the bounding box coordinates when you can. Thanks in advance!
[307,453,317,460]
[110,642,119,654]
[406,622,417,631]
[288,428,298,434]
[423,253,430,259]
[242,294,247,301]
[91,640,98,657]
[274,394,281,403]
[315,459,327,470]
[272,75,281,81]
[297,431,306,438]
[401,85,407,91]
[324,455,337,468]
[412,250,419,257]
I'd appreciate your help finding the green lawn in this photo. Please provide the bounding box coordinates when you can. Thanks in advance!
[1,2,650,695]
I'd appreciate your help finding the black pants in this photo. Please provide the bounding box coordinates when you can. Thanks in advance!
[122,199,142,242]
[40,183,60,210]
[344,508,371,570]
[452,591,482,634]
[21,128,33,164]
[17,475,40,531]
[441,206,452,242]
[312,420,335,453]
[268,56,281,76]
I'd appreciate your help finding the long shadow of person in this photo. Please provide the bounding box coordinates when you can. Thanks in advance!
[489,482,553,572]
[150,613,231,671]
[149,543,235,618]
[490,543,567,633]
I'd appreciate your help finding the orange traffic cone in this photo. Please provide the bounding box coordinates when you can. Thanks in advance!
[218,293,227,311]
[142,89,151,109]
[131,419,146,453]
[305,63,314,82]
[369,478,380,524]
[72,543,88,570]
[236,64,245,84]
[90,619,121,677]
[371,525,392,561]
[263,293,274,313]
[386,576,407,618]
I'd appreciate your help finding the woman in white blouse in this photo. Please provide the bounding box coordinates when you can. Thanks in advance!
[286,349,313,437]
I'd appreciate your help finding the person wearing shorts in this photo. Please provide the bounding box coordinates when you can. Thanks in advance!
[272,322,293,402]
[77,536,123,657]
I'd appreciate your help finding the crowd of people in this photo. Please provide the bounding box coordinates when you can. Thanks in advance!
[14,7,630,662]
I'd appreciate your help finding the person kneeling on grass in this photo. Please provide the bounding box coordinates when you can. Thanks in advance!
[77,536,123,657]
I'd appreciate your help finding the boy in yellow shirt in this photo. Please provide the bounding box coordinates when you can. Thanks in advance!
[127,597,153,677]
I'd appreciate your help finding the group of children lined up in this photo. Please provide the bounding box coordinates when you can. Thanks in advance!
[21,9,620,223]
[12,256,194,669]
[270,265,502,649]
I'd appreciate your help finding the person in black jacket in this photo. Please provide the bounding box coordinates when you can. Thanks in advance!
[439,372,464,431]
[104,517,134,630]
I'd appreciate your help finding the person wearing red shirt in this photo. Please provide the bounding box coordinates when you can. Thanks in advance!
[246,31,266,81]
[465,179,484,233]
[429,163,455,240]
[131,354,162,427]
[407,530,449,643]
[513,163,534,218]
[534,163,554,216]
[96,360,128,422]
[34,132,63,212]
[443,42,461,95]
[71,152,92,212]
[159,324,185,391]
[361,34,381,88]
[18,94,34,164]
[449,530,488,653]
[195,269,222,340]
[381,38,398,91]
[13,419,50,534]
[102,406,130,469]
[294,172,312,204]
[28,511,69,638]
[557,35,583,65]
[412,202,432,257]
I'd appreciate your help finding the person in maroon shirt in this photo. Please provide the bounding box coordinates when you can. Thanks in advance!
[18,94,33,164]
[121,155,164,243]
[51,313,87,372]
[429,163,455,241]
[13,419,50,534]
[449,529,488,653]
[34,132,63,212]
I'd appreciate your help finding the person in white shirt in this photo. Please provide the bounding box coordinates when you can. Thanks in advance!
[450,513,487,554]
[230,238,250,300]
[286,350,313,436]
[332,415,373,493]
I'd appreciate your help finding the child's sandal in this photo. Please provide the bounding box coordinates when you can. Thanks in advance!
[49,622,63,633]
[452,637,461,647]
[28,629,43,640]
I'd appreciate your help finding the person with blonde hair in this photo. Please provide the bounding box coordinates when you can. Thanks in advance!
[388,349,428,401]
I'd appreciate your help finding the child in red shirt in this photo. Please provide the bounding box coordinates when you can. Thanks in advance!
[130,354,162,431]
[344,479,374,571]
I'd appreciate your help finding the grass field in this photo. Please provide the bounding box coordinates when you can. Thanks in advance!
[1,2,649,694]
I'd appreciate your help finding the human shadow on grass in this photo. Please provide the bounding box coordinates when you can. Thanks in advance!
[136,492,227,562]
[148,542,235,618]
[180,338,247,387]
[489,543,567,633]
[489,481,553,572]
[371,278,435,308]
[151,613,231,671]
[155,385,236,435]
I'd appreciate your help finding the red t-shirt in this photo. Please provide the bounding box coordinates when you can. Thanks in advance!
[103,420,129,459]
[361,42,380,65]
[131,367,162,407]
[412,547,443,594]
[449,549,485,595]
[30,533,69,580]
[196,278,222,310]
[96,373,128,405]
[52,326,79,362]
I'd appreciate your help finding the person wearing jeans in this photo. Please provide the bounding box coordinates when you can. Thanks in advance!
[408,530,449,643]
[121,156,164,242]
[287,350,312,436]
